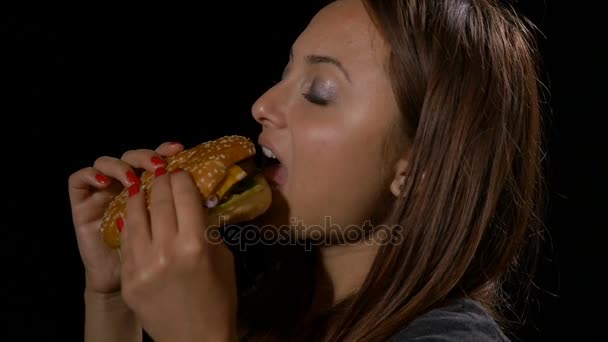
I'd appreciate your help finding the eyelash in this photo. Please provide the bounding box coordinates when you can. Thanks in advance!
[303,92,329,106]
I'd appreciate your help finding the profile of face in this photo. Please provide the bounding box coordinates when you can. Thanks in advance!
[252,0,403,239]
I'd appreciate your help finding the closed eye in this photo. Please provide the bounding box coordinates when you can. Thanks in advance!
[303,92,329,106]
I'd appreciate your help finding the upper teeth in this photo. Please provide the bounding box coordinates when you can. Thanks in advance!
[262,146,277,159]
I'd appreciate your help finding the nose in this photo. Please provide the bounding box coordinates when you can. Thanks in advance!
[251,82,287,129]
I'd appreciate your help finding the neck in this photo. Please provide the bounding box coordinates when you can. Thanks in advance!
[318,239,380,305]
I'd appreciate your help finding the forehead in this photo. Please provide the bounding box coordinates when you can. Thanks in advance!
[292,0,388,75]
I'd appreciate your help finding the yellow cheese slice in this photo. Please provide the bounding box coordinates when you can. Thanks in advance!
[214,165,248,199]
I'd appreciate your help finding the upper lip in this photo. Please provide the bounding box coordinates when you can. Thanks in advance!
[257,134,284,164]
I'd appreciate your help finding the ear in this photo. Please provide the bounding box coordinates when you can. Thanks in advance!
[390,159,426,197]
[390,158,409,197]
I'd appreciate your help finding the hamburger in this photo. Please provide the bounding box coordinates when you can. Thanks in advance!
[100,135,272,249]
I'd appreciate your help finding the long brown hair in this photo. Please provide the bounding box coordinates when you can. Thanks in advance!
[236,0,546,340]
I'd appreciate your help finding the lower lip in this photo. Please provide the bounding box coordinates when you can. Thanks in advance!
[262,163,287,189]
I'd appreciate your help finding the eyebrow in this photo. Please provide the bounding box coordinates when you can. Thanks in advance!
[290,48,352,83]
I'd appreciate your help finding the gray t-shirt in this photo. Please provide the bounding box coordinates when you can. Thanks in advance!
[388,298,510,341]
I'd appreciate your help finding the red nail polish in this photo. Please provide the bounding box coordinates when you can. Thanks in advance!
[155,167,167,177]
[151,156,165,166]
[95,173,108,184]
[116,217,124,232]
[129,183,140,197]
[127,170,140,184]
[171,168,183,174]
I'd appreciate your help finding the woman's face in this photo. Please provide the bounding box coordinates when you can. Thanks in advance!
[252,0,401,238]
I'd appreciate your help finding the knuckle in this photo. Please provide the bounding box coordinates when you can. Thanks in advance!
[121,148,158,166]
[67,168,84,186]
[134,270,151,286]
[120,149,139,161]
[156,141,175,151]
[179,239,207,262]
[154,247,172,269]
[93,155,113,169]
[122,269,152,300]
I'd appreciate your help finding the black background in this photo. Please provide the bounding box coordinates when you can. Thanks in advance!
[3,1,605,341]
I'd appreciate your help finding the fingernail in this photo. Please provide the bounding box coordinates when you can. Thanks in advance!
[129,183,140,197]
[116,217,124,232]
[155,167,167,177]
[127,170,140,184]
[206,195,219,208]
[171,168,183,174]
[95,173,109,184]
[151,156,165,166]
[169,142,181,146]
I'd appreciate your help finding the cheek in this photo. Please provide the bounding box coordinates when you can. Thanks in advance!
[289,130,387,227]
[283,98,397,227]
[326,147,386,214]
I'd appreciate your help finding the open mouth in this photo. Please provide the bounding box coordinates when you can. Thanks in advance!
[257,145,287,189]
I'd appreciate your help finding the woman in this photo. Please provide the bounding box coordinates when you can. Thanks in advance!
[68,0,545,340]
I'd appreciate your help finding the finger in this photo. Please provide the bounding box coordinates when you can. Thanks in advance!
[93,156,141,188]
[68,167,112,205]
[118,216,134,273]
[155,141,184,157]
[170,168,207,239]
[119,144,183,187]
[118,216,130,261]
[149,166,178,245]
[124,181,152,260]
[120,148,168,173]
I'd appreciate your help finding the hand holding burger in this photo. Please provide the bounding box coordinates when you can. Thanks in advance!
[101,135,269,341]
